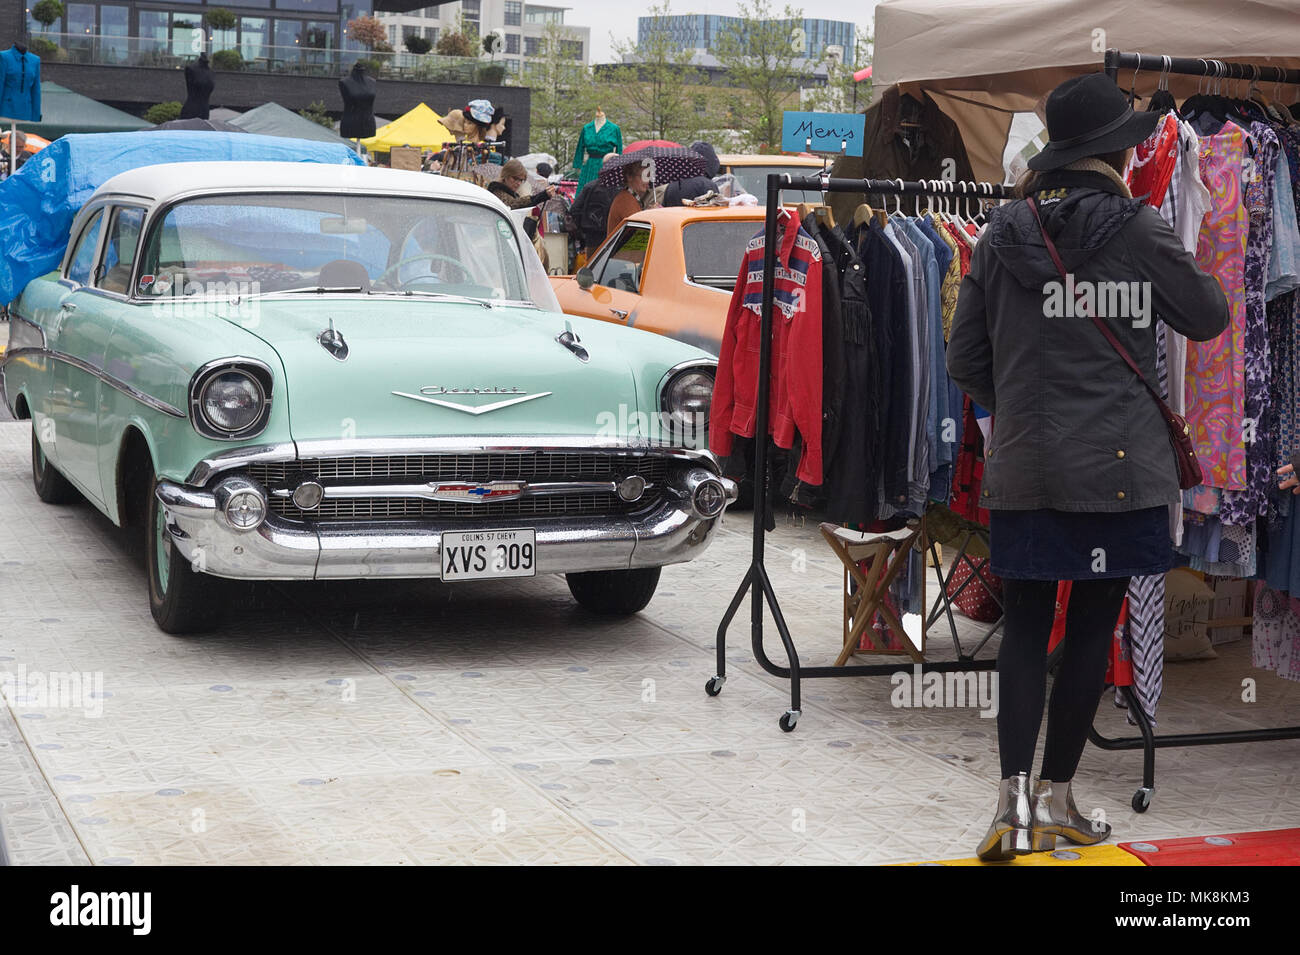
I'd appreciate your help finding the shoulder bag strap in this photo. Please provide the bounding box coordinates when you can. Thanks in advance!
[1026,197,1171,413]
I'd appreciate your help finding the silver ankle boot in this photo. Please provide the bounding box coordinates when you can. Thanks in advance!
[976,772,1033,861]
[1031,779,1112,851]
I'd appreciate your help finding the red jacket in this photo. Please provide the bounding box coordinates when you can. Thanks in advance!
[710,213,824,484]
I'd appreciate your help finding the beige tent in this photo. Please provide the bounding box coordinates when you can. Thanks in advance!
[872,0,1300,182]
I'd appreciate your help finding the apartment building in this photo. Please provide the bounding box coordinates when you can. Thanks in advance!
[377,1,591,75]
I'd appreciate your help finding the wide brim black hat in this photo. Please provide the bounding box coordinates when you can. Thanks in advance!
[1028,72,1162,171]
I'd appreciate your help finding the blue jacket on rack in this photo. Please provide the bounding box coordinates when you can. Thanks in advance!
[0,46,41,122]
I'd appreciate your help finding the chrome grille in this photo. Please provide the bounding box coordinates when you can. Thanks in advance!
[244,452,676,523]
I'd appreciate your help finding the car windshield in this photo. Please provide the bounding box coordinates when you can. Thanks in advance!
[728,165,823,203]
[137,193,530,301]
[681,220,760,292]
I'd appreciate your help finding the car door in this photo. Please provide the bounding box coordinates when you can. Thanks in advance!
[562,222,651,329]
[45,206,107,499]
[48,204,143,504]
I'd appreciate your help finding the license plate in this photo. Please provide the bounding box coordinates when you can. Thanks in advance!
[440,529,537,581]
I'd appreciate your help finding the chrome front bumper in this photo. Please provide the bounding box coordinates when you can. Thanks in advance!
[155,473,737,580]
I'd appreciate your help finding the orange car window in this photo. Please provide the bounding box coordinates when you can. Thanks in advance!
[682,220,761,292]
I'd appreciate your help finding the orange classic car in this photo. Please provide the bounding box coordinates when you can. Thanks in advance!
[550,206,765,355]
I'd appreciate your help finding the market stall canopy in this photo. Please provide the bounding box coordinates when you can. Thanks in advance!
[358,103,453,154]
[13,82,149,140]
[872,0,1300,182]
[231,102,353,147]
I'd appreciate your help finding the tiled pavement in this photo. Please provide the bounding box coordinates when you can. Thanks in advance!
[1,419,1298,865]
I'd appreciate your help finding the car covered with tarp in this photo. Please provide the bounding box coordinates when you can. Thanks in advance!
[0,130,364,305]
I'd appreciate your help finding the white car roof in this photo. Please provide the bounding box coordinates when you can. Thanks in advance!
[95,161,506,209]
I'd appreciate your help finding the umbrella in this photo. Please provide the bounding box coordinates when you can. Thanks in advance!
[624,139,680,152]
[148,118,247,132]
[1,131,51,154]
[598,146,707,190]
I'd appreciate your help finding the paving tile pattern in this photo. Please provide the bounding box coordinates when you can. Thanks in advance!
[1,420,1298,864]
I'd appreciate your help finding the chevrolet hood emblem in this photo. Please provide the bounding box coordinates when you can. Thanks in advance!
[391,390,553,415]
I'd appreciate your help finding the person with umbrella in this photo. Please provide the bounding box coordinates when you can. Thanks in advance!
[601,145,710,242]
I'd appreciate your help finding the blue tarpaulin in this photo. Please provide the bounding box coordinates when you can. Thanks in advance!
[0,131,364,304]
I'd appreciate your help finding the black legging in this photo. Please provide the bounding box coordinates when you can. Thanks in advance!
[997,577,1130,780]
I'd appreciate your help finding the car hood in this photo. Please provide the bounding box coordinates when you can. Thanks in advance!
[216,297,663,441]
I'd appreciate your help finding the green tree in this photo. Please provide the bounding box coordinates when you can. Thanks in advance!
[404,34,432,55]
[298,101,334,128]
[436,12,479,57]
[203,7,237,31]
[714,0,806,152]
[803,27,873,114]
[601,1,708,144]
[31,0,64,33]
[346,15,385,51]
[527,21,595,159]
[144,101,183,125]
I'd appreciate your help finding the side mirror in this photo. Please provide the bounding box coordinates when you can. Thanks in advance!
[576,267,595,291]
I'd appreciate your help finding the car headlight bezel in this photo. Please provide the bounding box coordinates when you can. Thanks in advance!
[659,360,716,441]
[189,358,274,441]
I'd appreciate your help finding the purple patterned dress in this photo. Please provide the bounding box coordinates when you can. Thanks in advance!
[1221,124,1278,525]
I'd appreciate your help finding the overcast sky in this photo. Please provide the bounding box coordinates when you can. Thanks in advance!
[565,0,884,64]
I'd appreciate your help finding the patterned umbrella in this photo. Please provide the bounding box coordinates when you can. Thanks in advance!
[623,139,681,152]
[598,146,708,190]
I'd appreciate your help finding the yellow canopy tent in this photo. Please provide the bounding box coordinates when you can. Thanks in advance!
[358,103,454,154]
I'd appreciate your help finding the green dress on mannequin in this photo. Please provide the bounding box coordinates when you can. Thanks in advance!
[572,110,622,192]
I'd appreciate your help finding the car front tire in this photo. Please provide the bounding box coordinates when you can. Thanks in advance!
[566,567,661,615]
[146,477,228,634]
[31,428,79,504]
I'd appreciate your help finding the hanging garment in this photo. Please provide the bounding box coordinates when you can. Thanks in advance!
[878,221,926,518]
[0,45,41,122]
[857,219,912,515]
[710,214,824,485]
[572,120,623,193]
[827,87,977,222]
[801,213,846,482]
[1185,121,1250,492]
[1222,124,1279,525]
[821,223,881,525]
[1251,582,1300,682]
[892,220,936,517]
[1124,111,1180,207]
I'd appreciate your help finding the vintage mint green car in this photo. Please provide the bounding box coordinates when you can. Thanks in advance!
[2,162,732,633]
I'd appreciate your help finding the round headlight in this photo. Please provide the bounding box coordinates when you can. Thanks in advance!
[201,371,264,434]
[665,370,714,420]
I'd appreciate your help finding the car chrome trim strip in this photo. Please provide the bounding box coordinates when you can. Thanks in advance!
[9,346,187,418]
[391,390,553,415]
[187,438,719,485]
[305,479,641,503]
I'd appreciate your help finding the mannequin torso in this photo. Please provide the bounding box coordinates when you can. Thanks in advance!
[181,54,214,119]
[339,66,377,139]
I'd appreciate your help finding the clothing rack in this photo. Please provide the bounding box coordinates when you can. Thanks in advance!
[706,174,1012,732]
[1088,49,1300,813]
[1104,49,1300,88]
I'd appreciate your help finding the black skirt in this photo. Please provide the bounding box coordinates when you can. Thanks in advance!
[989,507,1173,581]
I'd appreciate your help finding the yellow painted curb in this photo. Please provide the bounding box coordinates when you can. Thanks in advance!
[902,845,1143,866]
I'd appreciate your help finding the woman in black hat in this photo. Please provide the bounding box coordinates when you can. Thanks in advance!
[946,72,1230,861]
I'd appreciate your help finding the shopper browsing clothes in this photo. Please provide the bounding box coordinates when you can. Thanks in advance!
[488,158,555,210]
[945,73,1229,861]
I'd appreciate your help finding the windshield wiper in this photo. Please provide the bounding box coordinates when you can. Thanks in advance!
[369,289,494,308]
[269,286,366,295]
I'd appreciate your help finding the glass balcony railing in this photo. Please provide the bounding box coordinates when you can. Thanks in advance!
[25,32,508,84]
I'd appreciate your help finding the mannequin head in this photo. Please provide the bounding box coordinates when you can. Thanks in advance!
[198,51,209,65]
[352,60,365,76]
[595,108,605,120]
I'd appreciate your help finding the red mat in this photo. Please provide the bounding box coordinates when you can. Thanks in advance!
[1120,828,1300,865]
